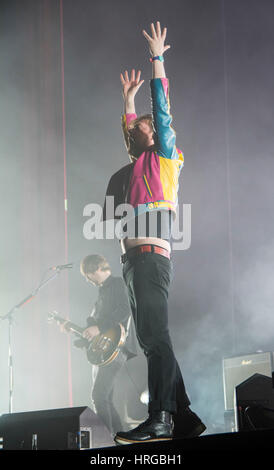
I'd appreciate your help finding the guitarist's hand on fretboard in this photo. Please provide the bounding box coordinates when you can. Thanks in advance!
[59,320,70,334]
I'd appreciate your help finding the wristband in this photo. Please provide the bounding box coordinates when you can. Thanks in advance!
[149,55,164,63]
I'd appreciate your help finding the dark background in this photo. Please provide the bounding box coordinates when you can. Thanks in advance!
[1,0,274,434]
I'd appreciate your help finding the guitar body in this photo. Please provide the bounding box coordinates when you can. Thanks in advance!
[86,323,126,366]
[48,311,126,367]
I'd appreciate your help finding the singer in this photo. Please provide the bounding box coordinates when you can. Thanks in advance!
[102,21,206,444]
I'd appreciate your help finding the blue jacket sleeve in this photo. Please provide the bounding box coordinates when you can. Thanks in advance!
[150,78,178,160]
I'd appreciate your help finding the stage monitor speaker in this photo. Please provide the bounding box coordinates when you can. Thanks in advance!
[0,406,114,450]
[222,351,273,410]
[234,373,274,432]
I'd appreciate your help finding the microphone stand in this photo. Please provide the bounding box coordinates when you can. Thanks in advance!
[0,265,70,414]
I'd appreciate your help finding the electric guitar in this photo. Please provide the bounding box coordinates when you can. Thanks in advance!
[48,311,126,367]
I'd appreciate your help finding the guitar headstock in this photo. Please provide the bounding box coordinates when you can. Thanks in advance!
[48,310,60,324]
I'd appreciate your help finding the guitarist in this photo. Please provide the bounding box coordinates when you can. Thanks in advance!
[79,254,138,437]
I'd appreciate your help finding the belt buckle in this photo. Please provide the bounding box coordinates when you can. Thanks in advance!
[140,245,152,254]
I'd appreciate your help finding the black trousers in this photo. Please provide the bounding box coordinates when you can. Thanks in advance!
[122,251,190,415]
[91,351,127,435]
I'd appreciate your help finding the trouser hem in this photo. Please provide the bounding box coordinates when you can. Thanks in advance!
[148,400,177,415]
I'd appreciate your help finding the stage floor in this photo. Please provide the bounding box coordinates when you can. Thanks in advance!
[0,428,273,466]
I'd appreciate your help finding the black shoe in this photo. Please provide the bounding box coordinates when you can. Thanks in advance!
[114,411,173,445]
[173,407,206,439]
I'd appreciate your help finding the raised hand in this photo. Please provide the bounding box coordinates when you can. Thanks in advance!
[120,69,144,102]
[142,21,171,57]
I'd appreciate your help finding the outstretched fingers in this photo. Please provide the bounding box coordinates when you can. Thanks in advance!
[142,21,170,57]
[120,70,128,85]
[161,26,167,41]
[120,72,126,85]
[150,21,166,38]
[120,69,143,85]
[157,21,163,37]
[151,22,157,38]
[142,28,153,41]
[135,70,142,83]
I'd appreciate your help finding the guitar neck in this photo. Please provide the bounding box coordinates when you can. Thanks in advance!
[53,315,84,337]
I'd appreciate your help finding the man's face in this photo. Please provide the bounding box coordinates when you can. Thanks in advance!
[84,268,107,286]
[130,120,155,150]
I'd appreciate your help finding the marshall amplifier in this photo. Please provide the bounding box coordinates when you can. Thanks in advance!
[222,351,273,411]
[0,406,114,450]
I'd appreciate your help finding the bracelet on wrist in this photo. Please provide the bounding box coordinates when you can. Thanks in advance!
[149,55,164,63]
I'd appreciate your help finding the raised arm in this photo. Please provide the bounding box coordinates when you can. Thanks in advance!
[120,69,144,115]
[142,22,178,160]
[142,21,171,79]
[120,69,144,160]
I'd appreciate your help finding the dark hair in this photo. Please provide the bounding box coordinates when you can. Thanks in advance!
[122,114,155,162]
[80,254,110,276]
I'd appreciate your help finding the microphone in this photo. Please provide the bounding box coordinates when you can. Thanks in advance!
[51,263,73,271]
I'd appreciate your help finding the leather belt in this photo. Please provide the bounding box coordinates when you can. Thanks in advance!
[120,244,171,264]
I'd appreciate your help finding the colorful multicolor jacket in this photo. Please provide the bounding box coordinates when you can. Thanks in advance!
[103,78,184,220]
